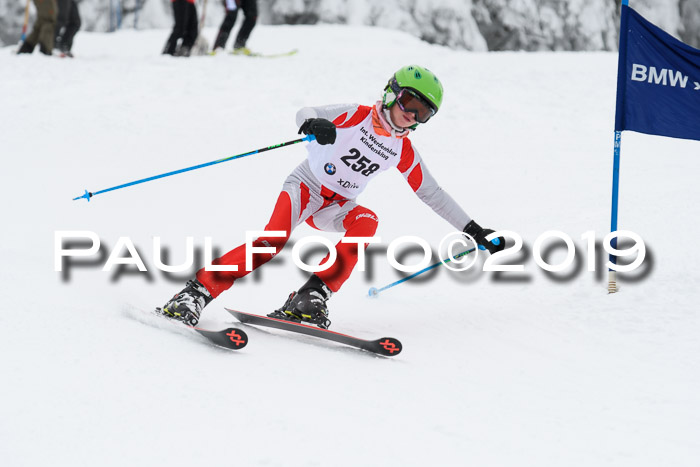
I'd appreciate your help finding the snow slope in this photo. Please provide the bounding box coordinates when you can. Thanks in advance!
[1,25,699,467]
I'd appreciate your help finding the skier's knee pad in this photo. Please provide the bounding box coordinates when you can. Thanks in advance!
[344,207,379,237]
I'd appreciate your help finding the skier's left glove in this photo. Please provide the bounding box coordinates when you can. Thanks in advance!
[463,220,505,254]
[298,118,336,145]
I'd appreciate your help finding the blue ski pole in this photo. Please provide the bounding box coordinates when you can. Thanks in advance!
[73,135,315,202]
[368,247,477,297]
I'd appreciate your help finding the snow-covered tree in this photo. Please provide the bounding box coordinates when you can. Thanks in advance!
[1,0,698,50]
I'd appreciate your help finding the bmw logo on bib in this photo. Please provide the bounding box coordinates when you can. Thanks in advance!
[324,163,337,175]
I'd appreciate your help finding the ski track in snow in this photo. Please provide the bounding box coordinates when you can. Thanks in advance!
[1,26,699,467]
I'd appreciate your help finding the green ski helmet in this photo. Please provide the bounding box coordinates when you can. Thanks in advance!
[382,65,444,124]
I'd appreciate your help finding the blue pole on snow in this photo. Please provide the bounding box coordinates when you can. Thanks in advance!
[610,131,622,263]
[610,0,630,259]
[608,0,630,292]
[73,135,315,202]
[368,247,477,297]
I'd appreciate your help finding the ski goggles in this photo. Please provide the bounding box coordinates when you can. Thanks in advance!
[395,88,437,124]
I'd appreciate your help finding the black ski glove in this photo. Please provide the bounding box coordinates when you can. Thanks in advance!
[463,220,505,254]
[298,118,337,145]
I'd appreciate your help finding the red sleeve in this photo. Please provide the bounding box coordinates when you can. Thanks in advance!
[335,105,372,128]
[406,165,423,192]
[397,139,415,174]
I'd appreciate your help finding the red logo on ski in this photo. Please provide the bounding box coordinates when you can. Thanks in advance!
[226,330,247,347]
[379,339,401,354]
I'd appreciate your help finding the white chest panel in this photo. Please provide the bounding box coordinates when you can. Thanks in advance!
[307,113,404,198]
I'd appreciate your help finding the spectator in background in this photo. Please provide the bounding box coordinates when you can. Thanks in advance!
[163,0,198,57]
[55,0,81,58]
[17,0,58,55]
[212,0,257,55]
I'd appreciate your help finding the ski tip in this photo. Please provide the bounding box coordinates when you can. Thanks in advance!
[221,327,249,349]
[374,337,402,357]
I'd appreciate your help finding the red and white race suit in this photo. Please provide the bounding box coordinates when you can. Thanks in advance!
[196,102,472,297]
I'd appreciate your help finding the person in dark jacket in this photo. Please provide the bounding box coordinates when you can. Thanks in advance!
[163,0,198,57]
[212,0,257,54]
[54,0,81,57]
[17,0,57,55]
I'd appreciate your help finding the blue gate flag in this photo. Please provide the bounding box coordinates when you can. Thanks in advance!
[615,4,700,141]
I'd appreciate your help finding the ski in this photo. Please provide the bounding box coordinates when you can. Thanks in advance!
[225,308,401,357]
[191,325,249,350]
[146,306,248,350]
[222,48,298,58]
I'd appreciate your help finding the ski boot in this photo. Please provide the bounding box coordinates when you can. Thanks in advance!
[232,47,252,56]
[17,41,34,54]
[175,45,192,57]
[268,275,332,329]
[158,279,213,326]
[162,38,177,56]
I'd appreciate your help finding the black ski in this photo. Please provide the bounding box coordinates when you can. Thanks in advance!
[225,308,401,357]
[152,307,248,350]
[191,326,248,350]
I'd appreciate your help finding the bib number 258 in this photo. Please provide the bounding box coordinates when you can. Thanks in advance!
[340,148,380,176]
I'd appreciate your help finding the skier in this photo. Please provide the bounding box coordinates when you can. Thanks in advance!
[211,0,257,54]
[163,0,199,56]
[17,0,58,55]
[160,65,505,329]
[54,0,81,58]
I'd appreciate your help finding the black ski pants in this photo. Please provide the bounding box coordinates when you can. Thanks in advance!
[55,0,81,52]
[213,0,258,50]
[164,0,198,55]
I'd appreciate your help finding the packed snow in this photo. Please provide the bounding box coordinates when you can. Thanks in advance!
[1,25,699,467]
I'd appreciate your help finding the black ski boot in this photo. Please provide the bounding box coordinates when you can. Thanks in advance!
[158,279,213,326]
[269,275,332,329]
[162,37,177,55]
[176,44,192,57]
[17,41,35,54]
